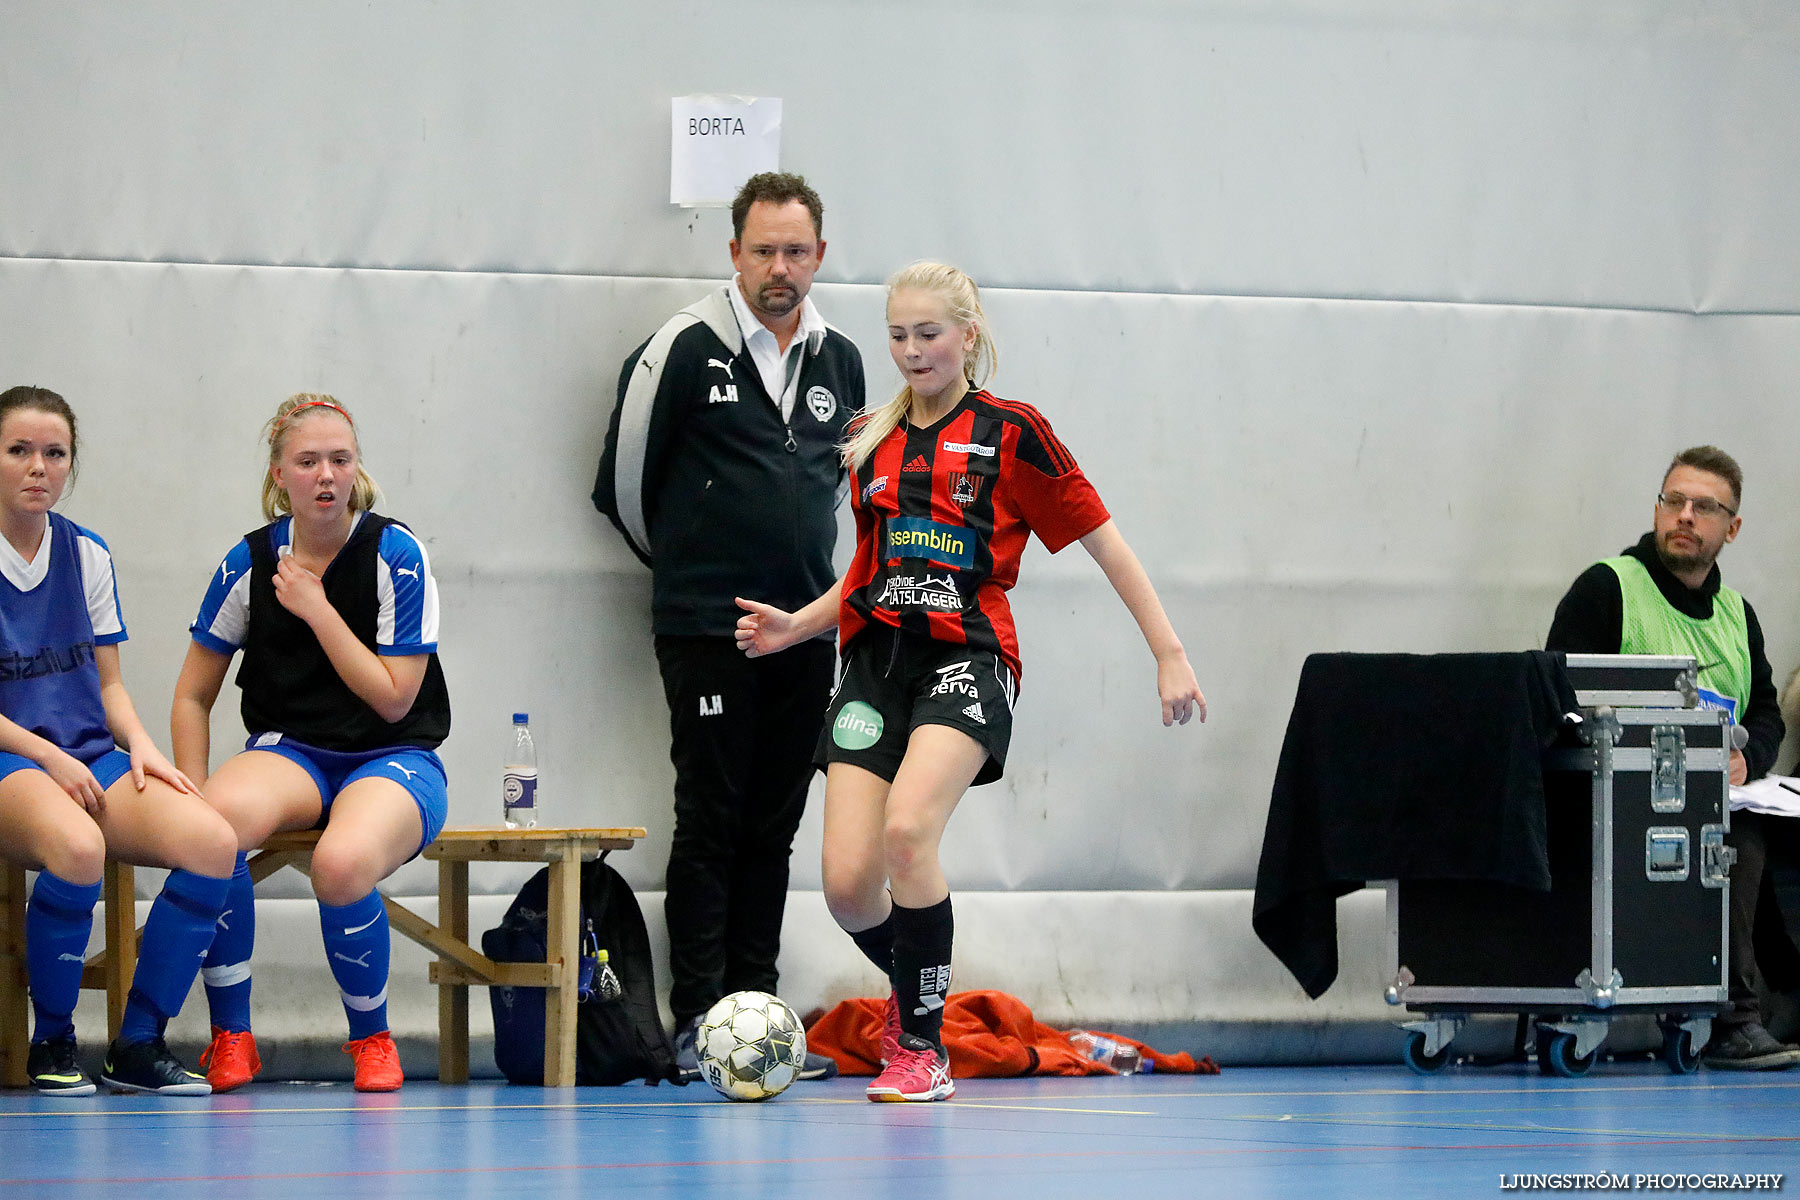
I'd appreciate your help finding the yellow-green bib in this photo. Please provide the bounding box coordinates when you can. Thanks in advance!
[1603,555,1750,718]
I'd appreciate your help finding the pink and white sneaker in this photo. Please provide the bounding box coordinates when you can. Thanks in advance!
[880,990,902,1067]
[867,1032,954,1102]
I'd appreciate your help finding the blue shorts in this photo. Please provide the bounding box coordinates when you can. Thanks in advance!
[0,747,133,792]
[242,734,448,855]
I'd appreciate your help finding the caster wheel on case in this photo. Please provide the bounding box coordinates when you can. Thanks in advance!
[1401,1031,1450,1075]
[1534,1028,1555,1075]
[1542,1031,1594,1078]
[1660,1024,1701,1075]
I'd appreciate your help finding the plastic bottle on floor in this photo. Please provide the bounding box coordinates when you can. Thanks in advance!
[1069,1031,1143,1075]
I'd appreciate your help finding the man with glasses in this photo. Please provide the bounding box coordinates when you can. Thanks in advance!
[1547,445,1795,1069]
[593,172,859,1083]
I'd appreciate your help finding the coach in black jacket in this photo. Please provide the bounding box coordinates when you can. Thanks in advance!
[593,173,862,1080]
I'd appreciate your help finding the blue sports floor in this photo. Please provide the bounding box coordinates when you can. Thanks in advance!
[2,1065,1795,1199]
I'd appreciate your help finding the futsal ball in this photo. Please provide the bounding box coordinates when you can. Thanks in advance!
[697,990,807,1101]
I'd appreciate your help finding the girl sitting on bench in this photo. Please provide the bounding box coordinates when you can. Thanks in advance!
[0,384,238,1095]
[172,393,452,1092]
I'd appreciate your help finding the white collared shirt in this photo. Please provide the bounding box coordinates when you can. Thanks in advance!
[728,274,826,423]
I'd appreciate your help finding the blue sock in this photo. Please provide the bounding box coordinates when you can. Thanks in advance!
[201,852,254,1032]
[319,892,389,1039]
[118,870,230,1046]
[26,871,100,1043]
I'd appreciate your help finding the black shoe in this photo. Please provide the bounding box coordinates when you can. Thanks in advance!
[27,1035,95,1096]
[1701,1022,1800,1071]
[101,1036,212,1095]
[796,1049,839,1081]
[672,1016,702,1083]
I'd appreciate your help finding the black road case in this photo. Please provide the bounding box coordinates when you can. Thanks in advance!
[1386,654,1733,1076]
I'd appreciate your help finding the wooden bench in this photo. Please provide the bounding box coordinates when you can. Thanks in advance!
[0,824,644,1089]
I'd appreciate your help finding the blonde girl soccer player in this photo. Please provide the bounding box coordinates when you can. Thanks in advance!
[171,394,451,1092]
[0,385,238,1095]
[736,263,1203,1101]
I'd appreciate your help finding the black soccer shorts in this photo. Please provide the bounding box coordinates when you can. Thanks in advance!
[815,625,1017,787]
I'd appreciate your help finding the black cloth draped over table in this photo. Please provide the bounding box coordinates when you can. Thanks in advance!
[1252,651,1578,998]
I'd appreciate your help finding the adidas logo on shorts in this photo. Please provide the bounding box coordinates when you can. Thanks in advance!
[962,702,986,725]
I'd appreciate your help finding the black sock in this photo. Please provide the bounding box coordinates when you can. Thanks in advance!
[891,896,953,1048]
[847,912,897,980]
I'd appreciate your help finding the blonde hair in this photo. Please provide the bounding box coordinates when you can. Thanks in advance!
[842,261,998,472]
[260,392,381,520]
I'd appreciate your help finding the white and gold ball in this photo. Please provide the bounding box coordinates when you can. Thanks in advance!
[696,990,807,1101]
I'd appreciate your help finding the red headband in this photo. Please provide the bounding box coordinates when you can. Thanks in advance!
[274,399,354,437]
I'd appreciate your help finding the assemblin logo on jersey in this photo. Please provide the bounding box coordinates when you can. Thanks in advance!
[885,517,973,567]
[0,641,96,681]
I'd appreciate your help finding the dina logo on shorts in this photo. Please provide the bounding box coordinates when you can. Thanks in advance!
[832,701,884,750]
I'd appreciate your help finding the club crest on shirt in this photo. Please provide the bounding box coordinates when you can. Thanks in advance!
[806,386,837,421]
[946,471,980,508]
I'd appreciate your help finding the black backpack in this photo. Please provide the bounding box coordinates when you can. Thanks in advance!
[482,856,683,1086]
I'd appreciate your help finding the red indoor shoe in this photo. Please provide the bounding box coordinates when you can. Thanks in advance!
[199,1027,262,1093]
[880,990,902,1067]
[867,1032,954,1103]
[342,1031,403,1092]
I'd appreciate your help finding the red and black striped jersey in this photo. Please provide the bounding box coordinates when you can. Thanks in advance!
[839,389,1109,684]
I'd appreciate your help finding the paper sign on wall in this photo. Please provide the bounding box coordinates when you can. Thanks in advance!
[670,95,782,207]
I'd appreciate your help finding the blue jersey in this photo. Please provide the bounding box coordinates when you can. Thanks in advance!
[187,511,449,753]
[0,513,126,763]
[189,513,440,657]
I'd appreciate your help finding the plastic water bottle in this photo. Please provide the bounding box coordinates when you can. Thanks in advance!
[1069,1030,1143,1075]
[593,949,623,1003]
[577,919,622,1003]
[502,713,538,829]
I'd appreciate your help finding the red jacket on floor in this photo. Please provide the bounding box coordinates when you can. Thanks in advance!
[806,989,1219,1078]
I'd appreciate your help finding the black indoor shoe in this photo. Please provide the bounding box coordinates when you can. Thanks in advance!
[796,1049,839,1081]
[27,1034,95,1096]
[672,1016,702,1083]
[1701,1022,1800,1071]
[101,1036,212,1095]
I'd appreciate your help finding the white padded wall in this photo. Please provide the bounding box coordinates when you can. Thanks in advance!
[9,2,1800,307]
[7,1,1800,1060]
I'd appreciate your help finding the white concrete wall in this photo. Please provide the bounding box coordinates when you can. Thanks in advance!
[9,0,1800,1069]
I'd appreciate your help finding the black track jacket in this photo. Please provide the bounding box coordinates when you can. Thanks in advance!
[593,284,864,636]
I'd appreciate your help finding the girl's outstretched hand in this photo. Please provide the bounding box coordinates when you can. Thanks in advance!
[735,597,801,658]
[1158,649,1206,727]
